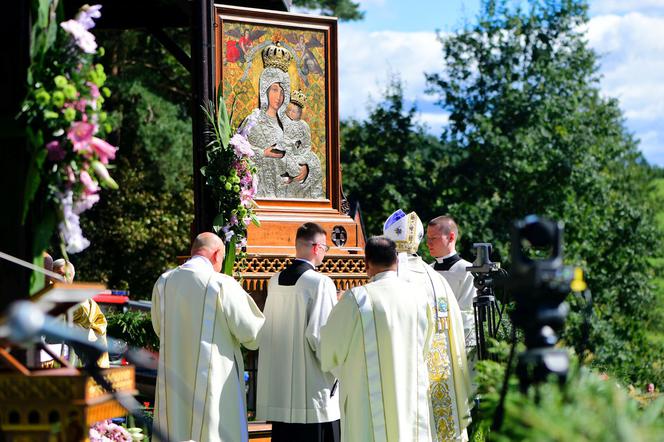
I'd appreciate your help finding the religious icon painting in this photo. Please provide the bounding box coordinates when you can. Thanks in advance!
[215,6,341,210]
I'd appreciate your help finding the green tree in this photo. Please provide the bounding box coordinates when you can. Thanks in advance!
[341,79,446,237]
[293,0,364,21]
[426,0,661,385]
[72,30,194,298]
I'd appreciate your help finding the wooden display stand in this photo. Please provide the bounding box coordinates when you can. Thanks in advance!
[0,283,137,442]
[0,364,136,442]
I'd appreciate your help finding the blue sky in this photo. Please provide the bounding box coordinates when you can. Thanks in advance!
[331,0,664,166]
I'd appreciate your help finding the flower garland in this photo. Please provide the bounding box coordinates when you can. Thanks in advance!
[201,94,259,274]
[22,2,117,257]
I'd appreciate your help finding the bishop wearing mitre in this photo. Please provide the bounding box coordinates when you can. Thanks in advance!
[384,210,472,442]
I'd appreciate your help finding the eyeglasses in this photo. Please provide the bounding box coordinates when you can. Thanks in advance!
[312,243,330,252]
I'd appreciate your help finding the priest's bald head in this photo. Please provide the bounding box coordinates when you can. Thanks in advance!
[191,232,226,272]
[364,236,398,278]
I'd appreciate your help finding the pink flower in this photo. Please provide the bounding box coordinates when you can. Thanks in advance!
[90,137,117,164]
[46,140,65,161]
[66,166,76,184]
[60,19,97,53]
[240,188,255,207]
[88,82,100,98]
[68,121,95,152]
[240,173,252,186]
[79,170,99,194]
[230,134,254,157]
[75,99,88,112]
[76,4,102,30]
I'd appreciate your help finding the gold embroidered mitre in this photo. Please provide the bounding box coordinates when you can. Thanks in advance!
[290,89,307,108]
[262,42,292,72]
[383,209,424,254]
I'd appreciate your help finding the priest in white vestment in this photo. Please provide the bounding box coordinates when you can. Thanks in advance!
[426,216,476,353]
[320,236,436,442]
[151,232,265,442]
[384,210,472,441]
[257,222,340,441]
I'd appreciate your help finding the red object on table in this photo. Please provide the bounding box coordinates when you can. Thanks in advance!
[93,294,129,304]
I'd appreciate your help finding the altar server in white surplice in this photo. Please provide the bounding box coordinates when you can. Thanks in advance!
[257,222,341,442]
[151,232,265,442]
[426,216,476,354]
[384,210,472,442]
[320,236,436,442]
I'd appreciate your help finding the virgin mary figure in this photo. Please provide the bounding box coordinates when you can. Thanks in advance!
[238,42,296,198]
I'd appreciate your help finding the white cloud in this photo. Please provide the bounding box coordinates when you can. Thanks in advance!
[338,25,445,120]
[590,0,664,16]
[586,12,664,165]
[414,112,449,133]
[337,9,664,166]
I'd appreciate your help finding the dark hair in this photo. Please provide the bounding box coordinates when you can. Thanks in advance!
[365,236,397,267]
[296,222,327,243]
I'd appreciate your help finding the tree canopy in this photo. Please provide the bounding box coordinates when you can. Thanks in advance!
[72,30,194,298]
[426,0,662,385]
[292,0,364,21]
[341,0,662,386]
[341,79,446,238]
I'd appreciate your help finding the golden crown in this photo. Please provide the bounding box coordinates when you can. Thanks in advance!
[262,42,292,72]
[290,89,307,108]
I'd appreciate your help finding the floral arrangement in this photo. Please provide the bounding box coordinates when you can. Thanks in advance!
[22,2,117,259]
[89,419,146,441]
[201,94,259,274]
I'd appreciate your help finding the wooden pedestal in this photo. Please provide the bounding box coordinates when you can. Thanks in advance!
[0,366,136,442]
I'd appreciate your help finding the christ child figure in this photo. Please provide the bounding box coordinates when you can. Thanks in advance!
[277,90,313,185]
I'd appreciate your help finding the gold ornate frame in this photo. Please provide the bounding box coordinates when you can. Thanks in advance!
[215,5,341,212]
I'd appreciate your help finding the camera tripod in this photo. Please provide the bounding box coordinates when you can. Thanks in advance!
[467,243,506,361]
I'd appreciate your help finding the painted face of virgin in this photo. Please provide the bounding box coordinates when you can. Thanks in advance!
[267,83,284,112]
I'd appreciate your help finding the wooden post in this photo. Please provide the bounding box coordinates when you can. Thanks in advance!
[0,0,33,313]
[191,0,217,236]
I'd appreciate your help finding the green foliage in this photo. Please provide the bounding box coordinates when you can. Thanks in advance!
[471,358,664,441]
[422,0,661,386]
[72,30,194,298]
[106,310,159,351]
[647,178,664,354]
[341,78,447,236]
[292,0,364,21]
[201,92,259,274]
